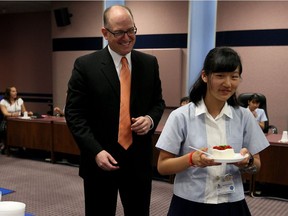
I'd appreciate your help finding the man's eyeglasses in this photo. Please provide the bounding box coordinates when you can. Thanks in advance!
[105,26,137,38]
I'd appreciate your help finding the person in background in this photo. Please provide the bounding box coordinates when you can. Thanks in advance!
[54,92,67,117]
[65,5,165,216]
[156,47,269,216]
[247,93,268,130]
[0,95,4,154]
[0,86,33,117]
[54,106,64,116]
[180,96,190,106]
[0,86,33,154]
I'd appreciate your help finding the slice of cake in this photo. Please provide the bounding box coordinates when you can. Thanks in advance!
[211,145,235,159]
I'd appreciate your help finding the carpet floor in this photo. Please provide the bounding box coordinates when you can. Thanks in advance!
[0,152,288,216]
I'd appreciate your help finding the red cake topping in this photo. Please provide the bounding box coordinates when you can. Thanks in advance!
[213,145,232,150]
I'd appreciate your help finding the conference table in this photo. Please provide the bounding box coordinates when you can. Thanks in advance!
[6,116,79,162]
[246,133,288,196]
[52,118,80,155]
[7,115,287,189]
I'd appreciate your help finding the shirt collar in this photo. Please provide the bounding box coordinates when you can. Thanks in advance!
[195,98,233,119]
[195,99,207,116]
[108,46,131,69]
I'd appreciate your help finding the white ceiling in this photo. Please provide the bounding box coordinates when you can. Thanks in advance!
[0,1,51,14]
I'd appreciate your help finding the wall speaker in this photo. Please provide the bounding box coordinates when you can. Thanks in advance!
[54,8,72,27]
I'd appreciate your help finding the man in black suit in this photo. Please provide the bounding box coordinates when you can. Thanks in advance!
[65,5,165,216]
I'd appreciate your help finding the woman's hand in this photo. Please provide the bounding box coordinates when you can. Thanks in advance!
[233,148,260,172]
[192,148,220,167]
[157,148,220,176]
[232,148,250,168]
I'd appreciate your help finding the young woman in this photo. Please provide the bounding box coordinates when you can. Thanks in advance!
[247,93,268,130]
[0,86,33,117]
[0,86,33,153]
[156,47,269,216]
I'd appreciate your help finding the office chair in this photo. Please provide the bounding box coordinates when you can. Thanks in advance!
[0,95,4,123]
[0,95,6,154]
[237,93,278,134]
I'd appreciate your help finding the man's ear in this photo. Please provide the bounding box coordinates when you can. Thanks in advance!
[201,71,208,83]
[101,27,108,40]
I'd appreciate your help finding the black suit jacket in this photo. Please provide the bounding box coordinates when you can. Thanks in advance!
[65,47,165,178]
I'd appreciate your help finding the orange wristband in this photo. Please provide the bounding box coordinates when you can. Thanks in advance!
[189,151,195,166]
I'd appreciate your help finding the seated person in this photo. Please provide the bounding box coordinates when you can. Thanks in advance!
[0,86,33,154]
[0,95,3,120]
[180,96,190,106]
[54,92,67,117]
[0,86,33,117]
[54,106,65,116]
[247,93,267,130]
[0,95,4,154]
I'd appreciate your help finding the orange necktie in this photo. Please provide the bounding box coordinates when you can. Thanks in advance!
[118,57,132,149]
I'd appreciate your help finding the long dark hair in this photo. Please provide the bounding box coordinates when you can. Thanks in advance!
[248,93,261,103]
[189,47,242,107]
[3,86,18,105]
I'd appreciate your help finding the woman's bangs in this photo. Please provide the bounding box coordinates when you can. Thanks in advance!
[212,55,241,73]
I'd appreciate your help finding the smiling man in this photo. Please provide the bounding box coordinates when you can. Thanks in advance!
[65,5,165,216]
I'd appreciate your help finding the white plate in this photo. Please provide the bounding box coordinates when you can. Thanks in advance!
[20,116,31,119]
[279,139,288,143]
[209,153,249,163]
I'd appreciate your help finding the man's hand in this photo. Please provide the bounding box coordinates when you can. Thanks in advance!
[95,150,120,171]
[131,116,152,135]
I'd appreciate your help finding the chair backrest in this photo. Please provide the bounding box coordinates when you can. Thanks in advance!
[237,93,269,133]
[0,95,3,122]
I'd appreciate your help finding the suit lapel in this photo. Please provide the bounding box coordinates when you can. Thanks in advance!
[130,51,142,106]
[100,47,120,97]
[99,49,142,103]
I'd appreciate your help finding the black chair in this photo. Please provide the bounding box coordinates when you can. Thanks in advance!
[0,95,6,154]
[237,93,277,134]
[0,95,4,123]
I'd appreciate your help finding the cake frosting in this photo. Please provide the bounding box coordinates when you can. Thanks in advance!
[211,145,235,159]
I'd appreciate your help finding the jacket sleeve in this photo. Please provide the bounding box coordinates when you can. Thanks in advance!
[65,56,104,157]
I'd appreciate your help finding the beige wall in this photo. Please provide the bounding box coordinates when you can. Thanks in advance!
[52,1,288,131]
[0,12,52,113]
[1,1,288,132]
[51,1,189,110]
[52,1,103,38]
[217,1,288,132]
[217,1,288,31]
[127,1,188,34]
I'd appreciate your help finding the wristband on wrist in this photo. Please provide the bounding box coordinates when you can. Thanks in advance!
[247,153,254,167]
[189,151,195,166]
